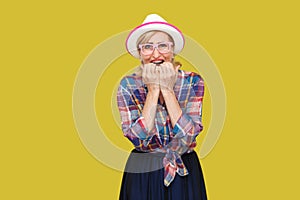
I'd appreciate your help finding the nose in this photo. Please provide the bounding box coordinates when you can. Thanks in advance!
[152,47,161,58]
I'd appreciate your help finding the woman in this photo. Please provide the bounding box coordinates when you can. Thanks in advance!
[117,14,207,200]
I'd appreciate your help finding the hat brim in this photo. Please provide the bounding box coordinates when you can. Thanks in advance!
[126,22,185,58]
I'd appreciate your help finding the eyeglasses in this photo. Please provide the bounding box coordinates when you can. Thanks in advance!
[139,42,173,55]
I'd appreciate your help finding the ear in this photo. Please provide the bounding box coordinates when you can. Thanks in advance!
[172,53,176,59]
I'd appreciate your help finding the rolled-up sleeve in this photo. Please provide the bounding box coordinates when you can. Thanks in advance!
[117,78,159,150]
[169,73,204,153]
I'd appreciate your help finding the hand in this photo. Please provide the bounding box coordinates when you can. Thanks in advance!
[159,62,180,92]
[142,63,160,92]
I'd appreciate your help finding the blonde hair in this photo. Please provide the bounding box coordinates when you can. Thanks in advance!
[135,30,182,76]
[136,31,174,49]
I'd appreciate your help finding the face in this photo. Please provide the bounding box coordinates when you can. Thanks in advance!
[139,32,174,64]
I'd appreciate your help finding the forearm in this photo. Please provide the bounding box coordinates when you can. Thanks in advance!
[142,87,160,131]
[161,88,203,155]
[161,89,182,127]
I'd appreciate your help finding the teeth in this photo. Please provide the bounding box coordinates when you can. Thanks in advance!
[152,60,164,64]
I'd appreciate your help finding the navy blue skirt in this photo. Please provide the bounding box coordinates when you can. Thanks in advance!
[119,149,207,200]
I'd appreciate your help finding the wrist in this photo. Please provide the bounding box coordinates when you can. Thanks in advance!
[147,84,160,94]
[160,88,175,96]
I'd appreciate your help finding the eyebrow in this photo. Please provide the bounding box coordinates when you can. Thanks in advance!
[145,41,168,44]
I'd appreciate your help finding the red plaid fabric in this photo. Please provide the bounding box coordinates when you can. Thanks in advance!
[117,68,204,186]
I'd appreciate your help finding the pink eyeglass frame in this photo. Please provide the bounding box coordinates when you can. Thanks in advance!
[138,42,173,55]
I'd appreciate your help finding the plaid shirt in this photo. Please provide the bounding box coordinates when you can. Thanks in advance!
[117,68,204,187]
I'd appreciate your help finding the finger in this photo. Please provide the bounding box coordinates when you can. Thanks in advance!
[143,64,151,82]
[150,64,155,75]
[160,62,166,69]
[148,63,154,73]
[165,62,173,69]
[165,62,173,71]
[151,65,160,84]
[160,64,166,77]
[174,65,180,79]
[155,66,161,75]
[164,63,173,77]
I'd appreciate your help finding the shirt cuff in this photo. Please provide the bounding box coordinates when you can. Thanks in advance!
[172,113,194,138]
[130,116,158,143]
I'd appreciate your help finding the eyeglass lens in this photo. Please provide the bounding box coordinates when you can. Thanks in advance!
[141,43,171,55]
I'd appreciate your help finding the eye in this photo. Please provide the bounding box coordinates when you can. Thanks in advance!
[158,43,168,49]
[143,44,153,49]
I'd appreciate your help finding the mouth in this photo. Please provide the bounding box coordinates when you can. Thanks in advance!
[151,60,164,65]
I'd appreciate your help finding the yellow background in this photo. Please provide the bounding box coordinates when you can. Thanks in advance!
[1,0,299,199]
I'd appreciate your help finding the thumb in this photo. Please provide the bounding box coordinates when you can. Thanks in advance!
[174,65,180,76]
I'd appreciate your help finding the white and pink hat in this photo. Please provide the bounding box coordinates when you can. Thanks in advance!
[126,14,185,58]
